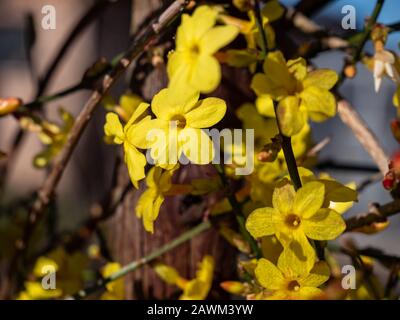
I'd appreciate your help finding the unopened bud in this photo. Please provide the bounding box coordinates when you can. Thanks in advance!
[344,64,357,79]
[391,119,400,143]
[220,281,245,295]
[257,135,282,162]
[0,97,22,116]
[382,170,395,190]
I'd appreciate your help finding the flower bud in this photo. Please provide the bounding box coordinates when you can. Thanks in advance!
[0,97,22,116]
[220,281,245,295]
[390,119,400,143]
[344,64,357,79]
[382,170,395,190]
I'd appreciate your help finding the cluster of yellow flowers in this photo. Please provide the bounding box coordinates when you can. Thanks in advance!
[102,3,357,300]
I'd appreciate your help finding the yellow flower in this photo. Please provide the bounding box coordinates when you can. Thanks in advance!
[224,1,284,71]
[144,86,226,166]
[168,6,239,93]
[100,262,125,300]
[255,252,330,300]
[251,51,338,136]
[104,102,152,188]
[136,166,176,233]
[17,248,88,299]
[246,181,346,268]
[34,108,74,168]
[103,92,144,122]
[17,282,63,300]
[153,255,215,300]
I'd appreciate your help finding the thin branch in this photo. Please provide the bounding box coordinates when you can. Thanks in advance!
[345,200,400,231]
[337,99,388,175]
[36,0,112,98]
[6,0,191,294]
[72,220,212,299]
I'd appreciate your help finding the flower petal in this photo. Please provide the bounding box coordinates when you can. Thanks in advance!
[190,55,221,93]
[245,207,278,238]
[124,145,146,188]
[303,208,346,240]
[300,261,330,287]
[272,183,295,214]
[300,86,336,122]
[277,96,306,137]
[180,128,214,164]
[152,87,200,120]
[255,258,285,290]
[294,181,325,218]
[200,25,239,55]
[104,113,124,144]
[302,69,338,90]
[185,98,226,128]
[256,95,275,117]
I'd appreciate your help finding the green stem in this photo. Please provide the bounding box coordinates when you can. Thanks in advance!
[214,164,262,258]
[252,1,302,190]
[253,0,268,57]
[73,221,212,300]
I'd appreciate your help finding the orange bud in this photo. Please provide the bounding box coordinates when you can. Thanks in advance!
[0,97,22,116]
[344,64,357,78]
[220,281,245,295]
[353,220,389,234]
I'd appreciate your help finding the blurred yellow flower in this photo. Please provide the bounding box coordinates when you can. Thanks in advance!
[154,255,215,300]
[168,6,239,93]
[101,262,125,300]
[136,166,175,233]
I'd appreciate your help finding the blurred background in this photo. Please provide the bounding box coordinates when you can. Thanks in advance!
[0,0,399,298]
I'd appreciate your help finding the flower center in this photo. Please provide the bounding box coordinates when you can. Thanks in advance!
[287,280,301,292]
[190,44,201,55]
[171,114,187,129]
[285,214,301,229]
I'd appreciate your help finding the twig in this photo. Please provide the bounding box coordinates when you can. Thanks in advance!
[345,200,400,231]
[340,246,381,299]
[0,0,112,195]
[6,0,190,294]
[214,164,262,258]
[36,0,113,97]
[337,99,388,175]
[72,220,212,299]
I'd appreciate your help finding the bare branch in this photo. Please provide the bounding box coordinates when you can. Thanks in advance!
[337,99,389,175]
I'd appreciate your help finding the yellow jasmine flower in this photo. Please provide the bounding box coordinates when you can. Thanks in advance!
[153,255,215,300]
[144,86,226,166]
[104,102,152,188]
[251,51,338,136]
[100,262,125,300]
[168,6,239,93]
[103,92,144,122]
[34,108,74,168]
[246,181,346,268]
[255,252,330,300]
[136,166,176,233]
